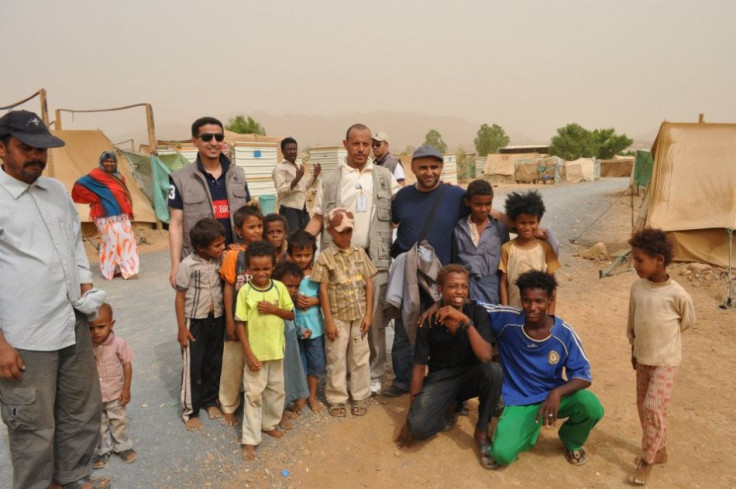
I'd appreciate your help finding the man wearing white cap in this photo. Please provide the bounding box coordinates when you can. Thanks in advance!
[0,110,110,489]
[372,131,405,186]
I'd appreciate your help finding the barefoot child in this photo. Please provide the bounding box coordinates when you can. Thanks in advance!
[452,179,510,304]
[272,262,310,429]
[264,213,288,263]
[218,205,264,426]
[175,218,227,431]
[499,191,560,312]
[90,303,137,469]
[311,208,377,417]
[234,240,295,460]
[288,231,326,414]
[627,228,695,485]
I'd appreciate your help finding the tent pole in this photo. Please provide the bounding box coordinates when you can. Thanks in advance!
[721,228,734,309]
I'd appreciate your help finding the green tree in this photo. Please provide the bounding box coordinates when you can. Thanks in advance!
[474,123,510,156]
[549,123,597,161]
[423,129,447,154]
[226,114,266,135]
[592,128,633,159]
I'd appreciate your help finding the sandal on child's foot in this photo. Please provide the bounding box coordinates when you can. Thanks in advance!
[117,448,137,464]
[351,400,368,416]
[328,403,346,417]
[92,453,110,469]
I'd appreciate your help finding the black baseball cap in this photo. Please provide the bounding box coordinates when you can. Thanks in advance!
[0,110,65,148]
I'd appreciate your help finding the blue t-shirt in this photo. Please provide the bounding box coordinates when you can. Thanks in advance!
[392,183,468,266]
[481,304,592,406]
[294,277,323,338]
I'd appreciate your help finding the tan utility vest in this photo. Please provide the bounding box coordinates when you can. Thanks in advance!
[170,158,249,257]
[319,163,393,271]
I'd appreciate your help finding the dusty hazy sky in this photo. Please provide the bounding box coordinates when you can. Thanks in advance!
[3,0,735,145]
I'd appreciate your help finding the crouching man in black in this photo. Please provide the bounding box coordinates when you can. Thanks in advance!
[396,264,502,466]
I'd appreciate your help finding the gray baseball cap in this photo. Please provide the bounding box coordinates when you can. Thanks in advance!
[0,110,65,148]
[411,144,443,162]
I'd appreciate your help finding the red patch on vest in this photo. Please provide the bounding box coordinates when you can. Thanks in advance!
[212,199,230,219]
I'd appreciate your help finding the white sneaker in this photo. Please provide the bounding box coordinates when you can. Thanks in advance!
[370,380,382,396]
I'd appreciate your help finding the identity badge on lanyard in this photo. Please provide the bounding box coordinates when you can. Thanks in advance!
[355,183,367,213]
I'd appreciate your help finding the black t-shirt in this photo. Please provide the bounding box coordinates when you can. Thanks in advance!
[413,302,494,373]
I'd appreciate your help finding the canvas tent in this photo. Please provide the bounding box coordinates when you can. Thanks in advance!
[636,121,736,267]
[483,153,539,182]
[563,158,597,183]
[49,130,157,224]
[599,157,634,177]
[124,151,189,223]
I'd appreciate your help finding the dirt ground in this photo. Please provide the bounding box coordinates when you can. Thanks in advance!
[79,186,736,489]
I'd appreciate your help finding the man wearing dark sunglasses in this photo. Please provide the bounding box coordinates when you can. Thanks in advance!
[372,131,405,187]
[167,116,251,288]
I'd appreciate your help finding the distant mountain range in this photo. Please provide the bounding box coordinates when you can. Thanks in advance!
[113,110,654,154]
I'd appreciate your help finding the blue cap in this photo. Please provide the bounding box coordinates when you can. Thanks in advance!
[411,144,443,162]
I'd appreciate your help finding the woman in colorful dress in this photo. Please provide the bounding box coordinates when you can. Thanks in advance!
[73,151,139,279]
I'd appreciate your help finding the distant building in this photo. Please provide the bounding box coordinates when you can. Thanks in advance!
[499,144,549,155]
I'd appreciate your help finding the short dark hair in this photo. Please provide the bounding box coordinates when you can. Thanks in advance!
[287,230,317,256]
[245,240,276,267]
[515,270,557,298]
[345,123,371,141]
[504,190,546,221]
[191,116,224,138]
[437,264,470,286]
[272,261,304,282]
[629,228,673,266]
[264,213,287,231]
[280,137,297,151]
[0,134,11,147]
[233,205,263,229]
[190,218,225,250]
[465,179,493,200]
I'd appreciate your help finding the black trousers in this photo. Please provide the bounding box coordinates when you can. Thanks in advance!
[181,314,225,420]
[407,362,503,440]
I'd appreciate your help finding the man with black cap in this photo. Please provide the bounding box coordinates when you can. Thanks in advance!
[0,111,110,488]
[372,131,405,186]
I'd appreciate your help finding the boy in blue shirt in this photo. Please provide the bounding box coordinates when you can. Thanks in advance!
[288,231,326,414]
[452,179,509,304]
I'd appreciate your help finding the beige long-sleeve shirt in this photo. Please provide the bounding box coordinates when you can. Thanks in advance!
[272,160,318,210]
[627,277,695,366]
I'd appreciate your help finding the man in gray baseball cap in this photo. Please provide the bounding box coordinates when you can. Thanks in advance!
[0,110,110,489]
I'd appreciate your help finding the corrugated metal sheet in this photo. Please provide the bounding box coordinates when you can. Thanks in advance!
[309,146,347,176]
[233,142,279,198]
[442,154,458,185]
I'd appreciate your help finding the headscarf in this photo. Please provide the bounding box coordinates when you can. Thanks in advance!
[99,151,118,172]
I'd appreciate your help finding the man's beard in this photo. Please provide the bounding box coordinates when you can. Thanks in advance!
[22,160,46,182]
